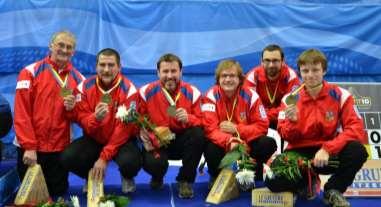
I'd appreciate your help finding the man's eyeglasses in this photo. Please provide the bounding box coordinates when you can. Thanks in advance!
[263,59,281,65]
[220,74,238,79]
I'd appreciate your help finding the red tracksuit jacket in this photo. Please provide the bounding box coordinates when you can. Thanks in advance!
[202,85,269,150]
[244,64,300,123]
[14,56,85,152]
[277,81,367,155]
[71,74,137,161]
[138,80,202,133]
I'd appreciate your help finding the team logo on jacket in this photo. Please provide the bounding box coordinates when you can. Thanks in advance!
[325,111,335,122]
[239,112,246,121]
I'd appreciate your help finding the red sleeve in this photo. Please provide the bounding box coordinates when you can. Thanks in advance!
[99,93,138,161]
[100,120,136,161]
[237,98,269,142]
[322,96,367,155]
[202,96,231,150]
[266,107,279,123]
[14,69,38,150]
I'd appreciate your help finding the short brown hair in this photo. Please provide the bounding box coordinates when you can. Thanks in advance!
[297,49,327,72]
[215,59,245,85]
[96,48,121,66]
[157,53,182,71]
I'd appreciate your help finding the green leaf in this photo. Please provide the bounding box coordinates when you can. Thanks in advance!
[219,149,241,169]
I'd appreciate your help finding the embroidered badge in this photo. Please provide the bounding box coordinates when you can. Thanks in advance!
[325,111,335,121]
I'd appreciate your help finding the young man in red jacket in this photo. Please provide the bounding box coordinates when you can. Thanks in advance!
[202,59,277,184]
[138,53,204,199]
[14,31,85,196]
[61,48,141,193]
[267,49,368,207]
[244,44,300,129]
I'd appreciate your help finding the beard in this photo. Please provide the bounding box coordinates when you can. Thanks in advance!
[163,79,179,92]
[265,67,280,78]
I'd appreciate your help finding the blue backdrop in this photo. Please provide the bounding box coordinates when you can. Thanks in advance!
[1,0,381,158]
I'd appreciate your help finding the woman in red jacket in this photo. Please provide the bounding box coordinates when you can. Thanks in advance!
[202,59,277,184]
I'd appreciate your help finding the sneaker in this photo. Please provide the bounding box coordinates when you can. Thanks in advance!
[122,178,136,193]
[82,180,88,193]
[323,189,351,207]
[150,178,164,190]
[178,181,194,199]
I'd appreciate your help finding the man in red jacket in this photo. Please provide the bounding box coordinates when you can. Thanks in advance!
[244,44,300,129]
[61,48,141,193]
[138,53,204,199]
[202,59,277,184]
[14,30,85,196]
[267,49,368,207]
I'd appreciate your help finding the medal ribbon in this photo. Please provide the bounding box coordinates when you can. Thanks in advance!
[265,79,280,105]
[162,87,181,107]
[50,67,69,88]
[225,97,237,122]
[96,77,122,95]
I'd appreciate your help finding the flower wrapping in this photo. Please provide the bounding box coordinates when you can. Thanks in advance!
[116,105,175,157]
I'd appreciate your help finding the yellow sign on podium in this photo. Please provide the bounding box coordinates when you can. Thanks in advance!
[14,164,50,205]
[252,187,294,207]
[206,168,239,204]
[87,170,104,207]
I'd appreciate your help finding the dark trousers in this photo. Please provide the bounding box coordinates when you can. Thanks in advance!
[17,148,68,196]
[205,135,277,181]
[265,141,368,193]
[61,136,142,179]
[142,126,205,183]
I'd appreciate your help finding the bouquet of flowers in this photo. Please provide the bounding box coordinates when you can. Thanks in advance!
[266,151,339,197]
[33,196,80,207]
[116,104,175,158]
[98,195,130,207]
[219,143,256,191]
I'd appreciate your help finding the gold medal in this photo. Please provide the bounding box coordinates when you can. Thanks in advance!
[167,105,177,117]
[285,94,297,106]
[60,88,72,97]
[101,93,112,104]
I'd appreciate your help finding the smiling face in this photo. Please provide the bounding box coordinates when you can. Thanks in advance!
[49,33,75,66]
[96,54,121,86]
[158,61,182,92]
[218,66,240,97]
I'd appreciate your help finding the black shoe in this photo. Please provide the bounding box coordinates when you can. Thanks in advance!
[323,189,351,207]
[150,178,164,190]
[178,181,194,199]
[297,176,318,200]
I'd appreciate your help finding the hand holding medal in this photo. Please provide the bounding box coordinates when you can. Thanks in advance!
[285,83,305,106]
[174,107,189,123]
[95,102,109,121]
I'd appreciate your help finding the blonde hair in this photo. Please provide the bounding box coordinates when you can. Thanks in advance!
[215,59,244,85]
